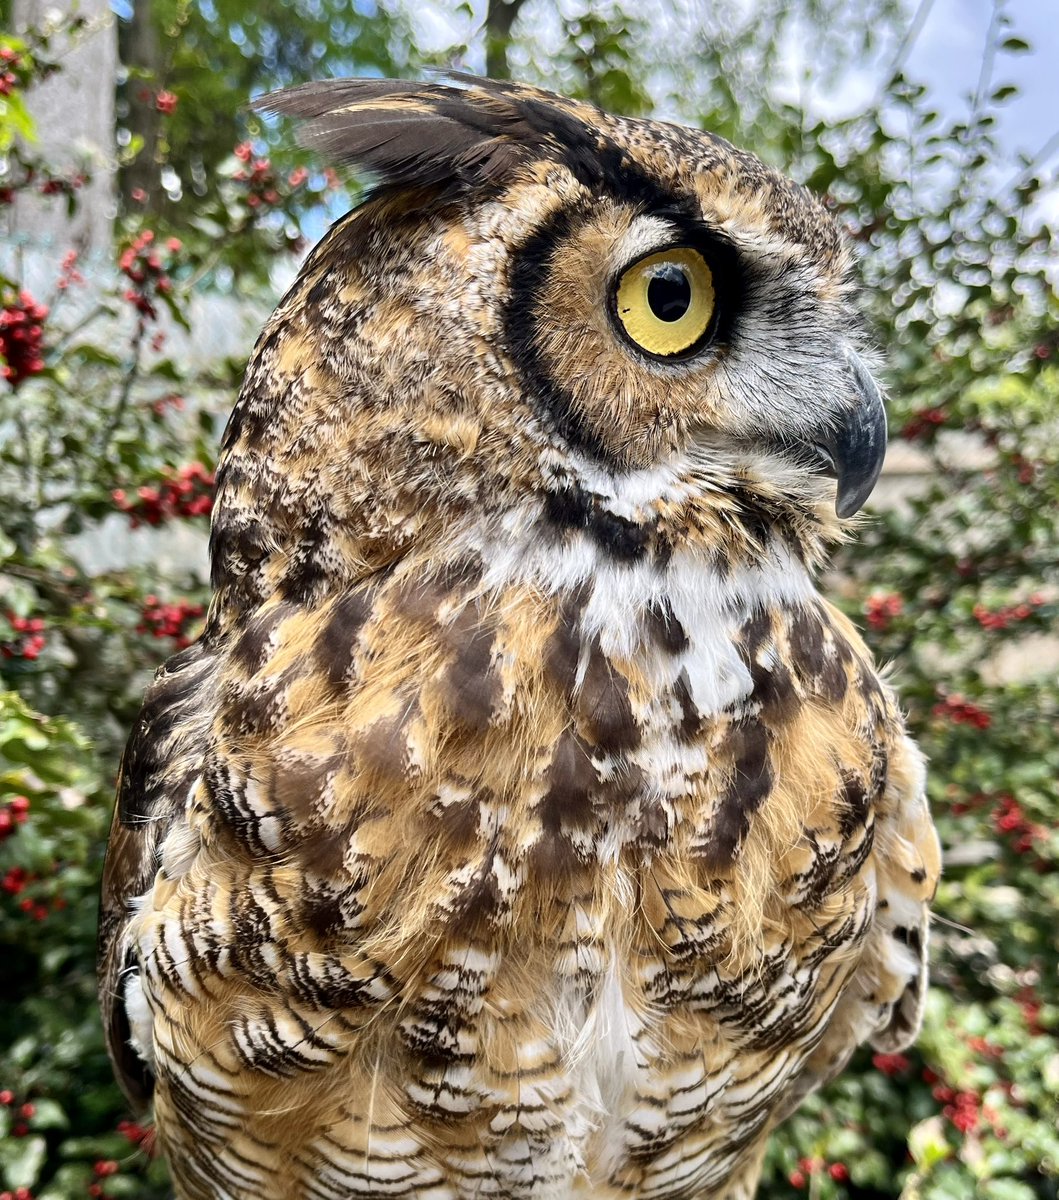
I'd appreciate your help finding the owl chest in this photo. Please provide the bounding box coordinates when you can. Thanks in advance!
[387,561,871,1191]
[502,545,799,873]
[145,540,877,1199]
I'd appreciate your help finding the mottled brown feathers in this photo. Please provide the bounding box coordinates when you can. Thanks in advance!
[100,73,939,1200]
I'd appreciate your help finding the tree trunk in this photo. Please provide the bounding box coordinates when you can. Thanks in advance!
[9,0,117,261]
[119,0,162,211]
[485,0,528,80]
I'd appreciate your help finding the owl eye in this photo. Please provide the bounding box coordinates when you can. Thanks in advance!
[613,247,716,359]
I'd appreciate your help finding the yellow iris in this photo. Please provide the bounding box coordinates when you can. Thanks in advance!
[614,247,716,358]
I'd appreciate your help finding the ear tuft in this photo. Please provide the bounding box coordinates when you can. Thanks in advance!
[254,76,596,194]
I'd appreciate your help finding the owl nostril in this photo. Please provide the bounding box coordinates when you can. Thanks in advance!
[812,444,838,479]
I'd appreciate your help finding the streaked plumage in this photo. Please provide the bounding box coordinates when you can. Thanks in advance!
[99,76,940,1200]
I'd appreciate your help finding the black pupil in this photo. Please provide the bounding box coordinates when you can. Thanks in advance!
[646,264,692,322]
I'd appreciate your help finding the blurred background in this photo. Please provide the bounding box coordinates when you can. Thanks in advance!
[0,1,1056,1197]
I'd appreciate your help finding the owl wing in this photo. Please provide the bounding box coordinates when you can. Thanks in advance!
[776,684,941,1118]
[862,730,941,1053]
[98,641,220,1108]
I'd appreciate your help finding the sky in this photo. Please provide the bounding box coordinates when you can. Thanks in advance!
[808,0,1057,205]
[906,0,1055,174]
[759,0,1058,228]
[405,0,1058,217]
[266,0,1059,251]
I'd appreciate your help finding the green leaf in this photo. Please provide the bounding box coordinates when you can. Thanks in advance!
[0,91,37,149]
[980,1180,1037,1200]
[2,1133,47,1188]
[26,1097,68,1130]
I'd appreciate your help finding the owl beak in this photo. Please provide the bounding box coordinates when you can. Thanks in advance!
[814,345,888,518]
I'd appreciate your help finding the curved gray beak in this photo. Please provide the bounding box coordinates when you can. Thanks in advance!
[815,345,888,518]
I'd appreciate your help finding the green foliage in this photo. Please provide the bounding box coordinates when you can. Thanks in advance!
[0,692,169,1197]
[1,5,1056,1199]
[114,0,412,284]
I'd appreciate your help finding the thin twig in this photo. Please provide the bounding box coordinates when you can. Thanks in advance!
[95,317,146,460]
[48,302,109,354]
[886,0,937,82]
[11,404,36,499]
[968,0,1003,120]
[1003,127,1059,194]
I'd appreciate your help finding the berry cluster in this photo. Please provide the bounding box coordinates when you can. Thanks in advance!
[39,171,87,198]
[2,613,46,660]
[973,594,1045,631]
[930,1081,984,1135]
[0,1090,37,1138]
[0,45,22,95]
[0,794,29,841]
[56,248,84,291]
[118,229,180,321]
[864,591,903,630]
[1018,986,1043,1036]
[871,1051,910,1075]
[966,1035,1004,1059]
[924,1052,1022,1143]
[788,1157,850,1189]
[932,692,991,730]
[233,142,282,209]
[0,163,86,206]
[992,795,1046,856]
[2,865,26,893]
[86,1158,120,1199]
[0,290,48,388]
[117,1117,150,1145]
[113,461,215,527]
[151,391,184,417]
[138,595,205,649]
[901,405,946,441]
[15,893,59,922]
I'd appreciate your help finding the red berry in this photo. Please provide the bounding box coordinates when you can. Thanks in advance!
[872,1052,910,1075]
[0,290,47,388]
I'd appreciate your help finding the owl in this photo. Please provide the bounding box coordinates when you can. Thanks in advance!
[98,76,941,1200]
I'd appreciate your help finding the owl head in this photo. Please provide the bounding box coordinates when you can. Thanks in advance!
[210,77,885,612]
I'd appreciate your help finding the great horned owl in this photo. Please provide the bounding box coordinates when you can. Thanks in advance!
[99,76,940,1200]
